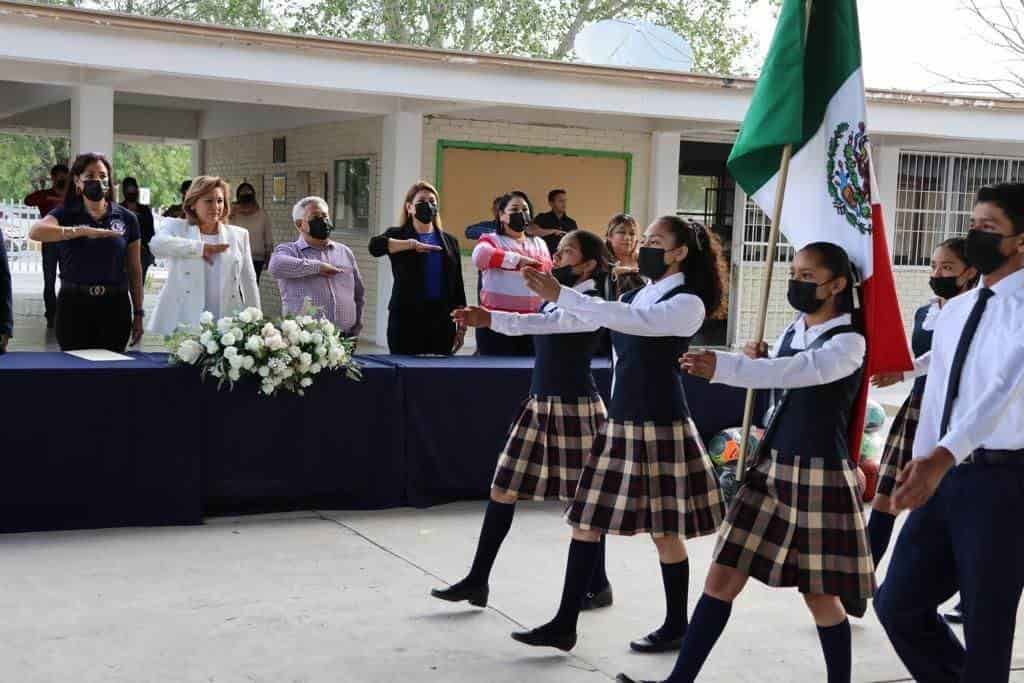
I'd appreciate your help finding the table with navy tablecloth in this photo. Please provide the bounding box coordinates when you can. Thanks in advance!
[1,352,763,532]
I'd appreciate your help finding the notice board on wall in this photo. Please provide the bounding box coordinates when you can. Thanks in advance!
[436,141,632,247]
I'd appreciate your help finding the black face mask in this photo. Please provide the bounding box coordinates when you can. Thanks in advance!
[124,191,139,203]
[929,275,963,300]
[638,246,670,281]
[966,229,1014,275]
[507,211,529,233]
[308,216,333,240]
[82,179,107,202]
[237,193,255,204]
[414,201,437,224]
[54,179,68,192]
[552,265,578,287]
[787,279,835,314]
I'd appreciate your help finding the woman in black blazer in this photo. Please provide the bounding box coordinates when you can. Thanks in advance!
[368,181,467,354]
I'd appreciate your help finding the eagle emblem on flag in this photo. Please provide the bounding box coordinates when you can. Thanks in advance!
[827,121,873,235]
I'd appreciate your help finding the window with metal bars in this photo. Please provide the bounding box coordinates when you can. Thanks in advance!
[740,199,794,263]
[894,151,1024,266]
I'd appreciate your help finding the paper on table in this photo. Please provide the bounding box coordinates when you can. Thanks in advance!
[65,349,134,362]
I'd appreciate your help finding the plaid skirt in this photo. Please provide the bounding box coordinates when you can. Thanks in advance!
[714,451,875,601]
[567,418,725,537]
[491,394,608,502]
[876,391,922,498]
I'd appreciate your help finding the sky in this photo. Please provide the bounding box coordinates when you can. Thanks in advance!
[743,0,1020,95]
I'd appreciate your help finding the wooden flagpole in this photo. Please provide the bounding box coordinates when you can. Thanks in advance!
[734,0,812,482]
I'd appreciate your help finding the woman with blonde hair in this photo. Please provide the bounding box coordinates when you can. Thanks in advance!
[604,213,644,299]
[149,175,260,335]
[368,181,467,354]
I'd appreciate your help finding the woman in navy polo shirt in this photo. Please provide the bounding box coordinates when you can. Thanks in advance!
[29,153,144,351]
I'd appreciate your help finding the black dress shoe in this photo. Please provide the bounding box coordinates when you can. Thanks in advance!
[510,625,577,652]
[841,594,868,619]
[430,581,488,608]
[629,628,683,653]
[581,585,614,611]
[616,675,657,683]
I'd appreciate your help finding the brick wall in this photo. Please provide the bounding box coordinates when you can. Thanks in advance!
[204,118,383,333]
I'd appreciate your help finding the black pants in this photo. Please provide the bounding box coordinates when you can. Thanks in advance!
[875,461,1024,682]
[42,243,59,321]
[56,287,132,352]
[253,259,265,283]
[387,303,456,355]
[475,326,534,356]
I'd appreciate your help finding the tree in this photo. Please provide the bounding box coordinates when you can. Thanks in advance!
[0,134,69,201]
[943,0,1024,96]
[289,0,758,75]
[114,141,192,208]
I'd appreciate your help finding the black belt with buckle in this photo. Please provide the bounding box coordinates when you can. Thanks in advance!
[965,448,1024,466]
[63,283,128,297]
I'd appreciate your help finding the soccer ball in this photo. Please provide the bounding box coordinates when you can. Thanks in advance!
[707,427,765,467]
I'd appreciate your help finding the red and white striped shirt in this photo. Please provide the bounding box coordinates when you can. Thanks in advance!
[472,233,552,313]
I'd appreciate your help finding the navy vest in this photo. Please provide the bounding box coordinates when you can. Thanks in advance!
[530,289,602,398]
[758,323,863,466]
[608,284,694,423]
[910,303,934,396]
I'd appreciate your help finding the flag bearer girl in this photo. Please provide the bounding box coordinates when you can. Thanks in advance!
[867,237,977,568]
[618,242,872,683]
[510,216,726,654]
[430,230,614,611]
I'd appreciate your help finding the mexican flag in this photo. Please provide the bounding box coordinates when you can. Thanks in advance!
[727,0,913,462]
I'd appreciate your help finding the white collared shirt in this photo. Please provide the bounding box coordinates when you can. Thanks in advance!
[489,279,600,336]
[914,268,1024,463]
[711,313,865,390]
[554,272,704,338]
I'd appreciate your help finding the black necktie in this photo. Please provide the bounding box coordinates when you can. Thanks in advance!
[940,288,995,437]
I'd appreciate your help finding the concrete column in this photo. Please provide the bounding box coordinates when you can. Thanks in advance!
[648,131,682,222]
[376,111,423,347]
[190,140,205,178]
[872,141,901,251]
[70,85,114,160]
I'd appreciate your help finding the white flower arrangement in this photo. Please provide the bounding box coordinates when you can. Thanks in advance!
[166,304,360,396]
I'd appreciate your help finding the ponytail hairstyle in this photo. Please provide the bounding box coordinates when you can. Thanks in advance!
[938,236,981,290]
[658,216,726,319]
[495,190,534,237]
[567,229,612,279]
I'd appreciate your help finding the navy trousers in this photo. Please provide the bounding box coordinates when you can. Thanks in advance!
[874,461,1024,682]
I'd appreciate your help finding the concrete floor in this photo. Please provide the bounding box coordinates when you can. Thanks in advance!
[3,502,1023,683]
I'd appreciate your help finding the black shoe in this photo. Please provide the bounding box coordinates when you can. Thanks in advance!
[510,624,577,652]
[616,675,657,683]
[841,595,868,619]
[430,581,488,608]
[629,627,683,653]
[581,585,614,611]
[944,606,965,624]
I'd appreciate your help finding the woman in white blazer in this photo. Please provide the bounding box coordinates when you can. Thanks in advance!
[149,175,261,336]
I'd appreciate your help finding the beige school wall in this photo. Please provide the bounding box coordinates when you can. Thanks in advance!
[202,114,651,346]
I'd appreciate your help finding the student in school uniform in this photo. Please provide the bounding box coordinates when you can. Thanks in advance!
[874,183,1024,683]
[471,192,553,356]
[618,242,872,683]
[429,230,615,611]
[868,237,977,569]
[509,216,726,654]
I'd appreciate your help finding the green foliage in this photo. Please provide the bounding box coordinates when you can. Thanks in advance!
[114,141,192,208]
[0,134,70,202]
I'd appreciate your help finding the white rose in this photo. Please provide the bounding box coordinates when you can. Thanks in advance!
[289,346,301,358]
[300,377,313,387]
[217,317,233,333]
[300,352,313,366]
[176,340,202,364]
[246,307,263,321]
[223,346,238,359]
[282,320,299,334]
[301,315,315,326]
[245,335,263,352]
[311,332,324,345]
[238,310,253,324]
[205,341,220,355]
[299,330,312,344]
[222,333,237,346]
[228,368,241,382]
[321,321,336,335]
[199,331,212,345]
[282,368,295,379]
[310,363,322,374]
[315,345,326,358]
[199,311,214,326]
[210,366,223,378]
[258,366,270,378]
[228,355,244,370]
[328,348,343,363]
[261,382,274,396]
[268,336,287,351]
[243,356,256,370]
[262,323,278,338]
[287,332,301,345]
